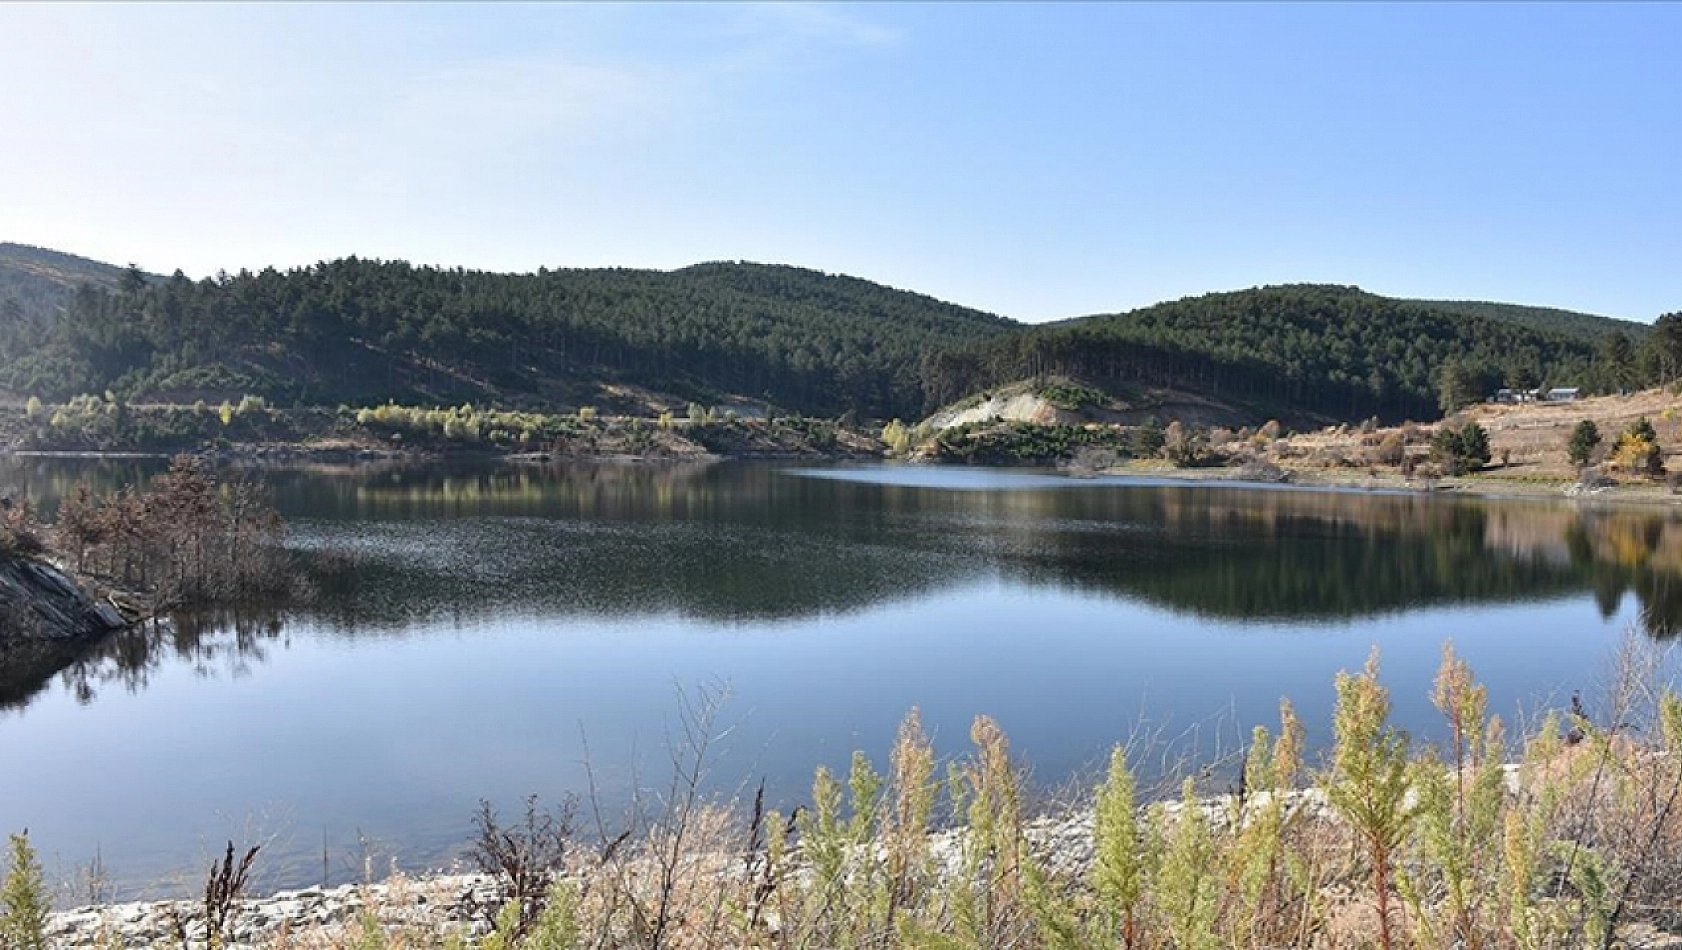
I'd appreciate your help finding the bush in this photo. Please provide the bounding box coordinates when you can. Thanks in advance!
[1376,431,1406,465]
[1430,422,1491,474]
[1036,381,1108,411]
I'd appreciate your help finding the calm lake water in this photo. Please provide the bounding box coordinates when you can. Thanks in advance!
[2,457,1680,899]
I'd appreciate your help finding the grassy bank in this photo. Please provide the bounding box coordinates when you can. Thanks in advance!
[11,643,1682,948]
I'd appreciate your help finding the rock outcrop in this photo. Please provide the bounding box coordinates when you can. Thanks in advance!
[0,556,127,708]
[0,556,127,641]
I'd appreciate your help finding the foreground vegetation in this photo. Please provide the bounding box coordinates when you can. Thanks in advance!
[9,644,1682,948]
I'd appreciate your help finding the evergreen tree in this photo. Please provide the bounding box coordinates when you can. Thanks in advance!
[1567,419,1601,465]
[1,832,48,950]
[1647,313,1682,387]
[1599,332,1636,392]
[1437,360,1483,416]
[1458,422,1491,469]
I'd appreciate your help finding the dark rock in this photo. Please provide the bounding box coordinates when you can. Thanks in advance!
[0,557,127,641]
[0,556,128,709]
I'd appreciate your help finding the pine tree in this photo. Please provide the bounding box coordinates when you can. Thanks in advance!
[1,831,49,950]
[1568,419,1601,465]
[1459,422,1491,469]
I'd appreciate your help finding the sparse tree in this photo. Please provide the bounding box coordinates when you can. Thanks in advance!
[1130,421,1166,458]
[1321,650,1416,950]
[1161,420,1206,466]
[1611,417,1665,478]
[1376,431,1405,465]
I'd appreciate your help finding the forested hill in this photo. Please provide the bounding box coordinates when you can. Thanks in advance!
[1409,298,1648,345]
[922,284,1613,423]
[0,256,1014,419]
[2,246,1660,425]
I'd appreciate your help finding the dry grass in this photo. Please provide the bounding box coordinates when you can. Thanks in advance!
[1270,388,1682,486]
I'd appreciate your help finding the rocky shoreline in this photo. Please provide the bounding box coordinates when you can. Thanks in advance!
[37,790,1682,950]
[0,556,127,642]
[42,817,1087,949]
[40,808,1106,949]
[47,872,512,949]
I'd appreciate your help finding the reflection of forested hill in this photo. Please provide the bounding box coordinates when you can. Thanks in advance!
[12,463,1682,713]
[252,471,1682,632]
[1013,497,1588,621]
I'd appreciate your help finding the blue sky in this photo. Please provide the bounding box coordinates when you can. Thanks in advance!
[1,2,1676,322]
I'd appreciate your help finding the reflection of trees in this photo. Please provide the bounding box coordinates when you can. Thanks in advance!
[15,459,1682,714]
[991,493,1587,622]
[1562,509,1682,639]
[0,456,167,519]
[295,520,967,632]
[0,609,285,713]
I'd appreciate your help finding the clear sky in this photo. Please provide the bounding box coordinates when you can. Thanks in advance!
[1,2,1676,323]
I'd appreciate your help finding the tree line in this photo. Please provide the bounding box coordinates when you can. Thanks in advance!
[5,254,1672,426]
[0,258,1014,421]
[924,285,1671,424]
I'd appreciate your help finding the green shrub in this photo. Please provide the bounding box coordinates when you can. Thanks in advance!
[1,831,48,950]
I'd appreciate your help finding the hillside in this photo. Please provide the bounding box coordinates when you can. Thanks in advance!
[0,244,152,361]
[1,246,1663,427]
[1410,298,1650,344]
[0,256,1015,420]
[923,284,1615,425]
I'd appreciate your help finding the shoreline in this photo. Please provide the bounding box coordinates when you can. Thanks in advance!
[11,442,1682,509]
[1109,459,1682,507]
[39,806,1117,949]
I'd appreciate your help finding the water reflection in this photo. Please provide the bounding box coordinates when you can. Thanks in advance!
[0,610,285,712]
[7,459,1682,716]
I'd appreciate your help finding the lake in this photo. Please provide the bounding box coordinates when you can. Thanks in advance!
[2,457,1678,899]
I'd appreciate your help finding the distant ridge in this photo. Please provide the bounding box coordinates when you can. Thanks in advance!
[0,245,1657,423]
[921,283,1616,423]
[1408,298,1649,343]
[0,242,152,327]
[0,251,1014,418]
